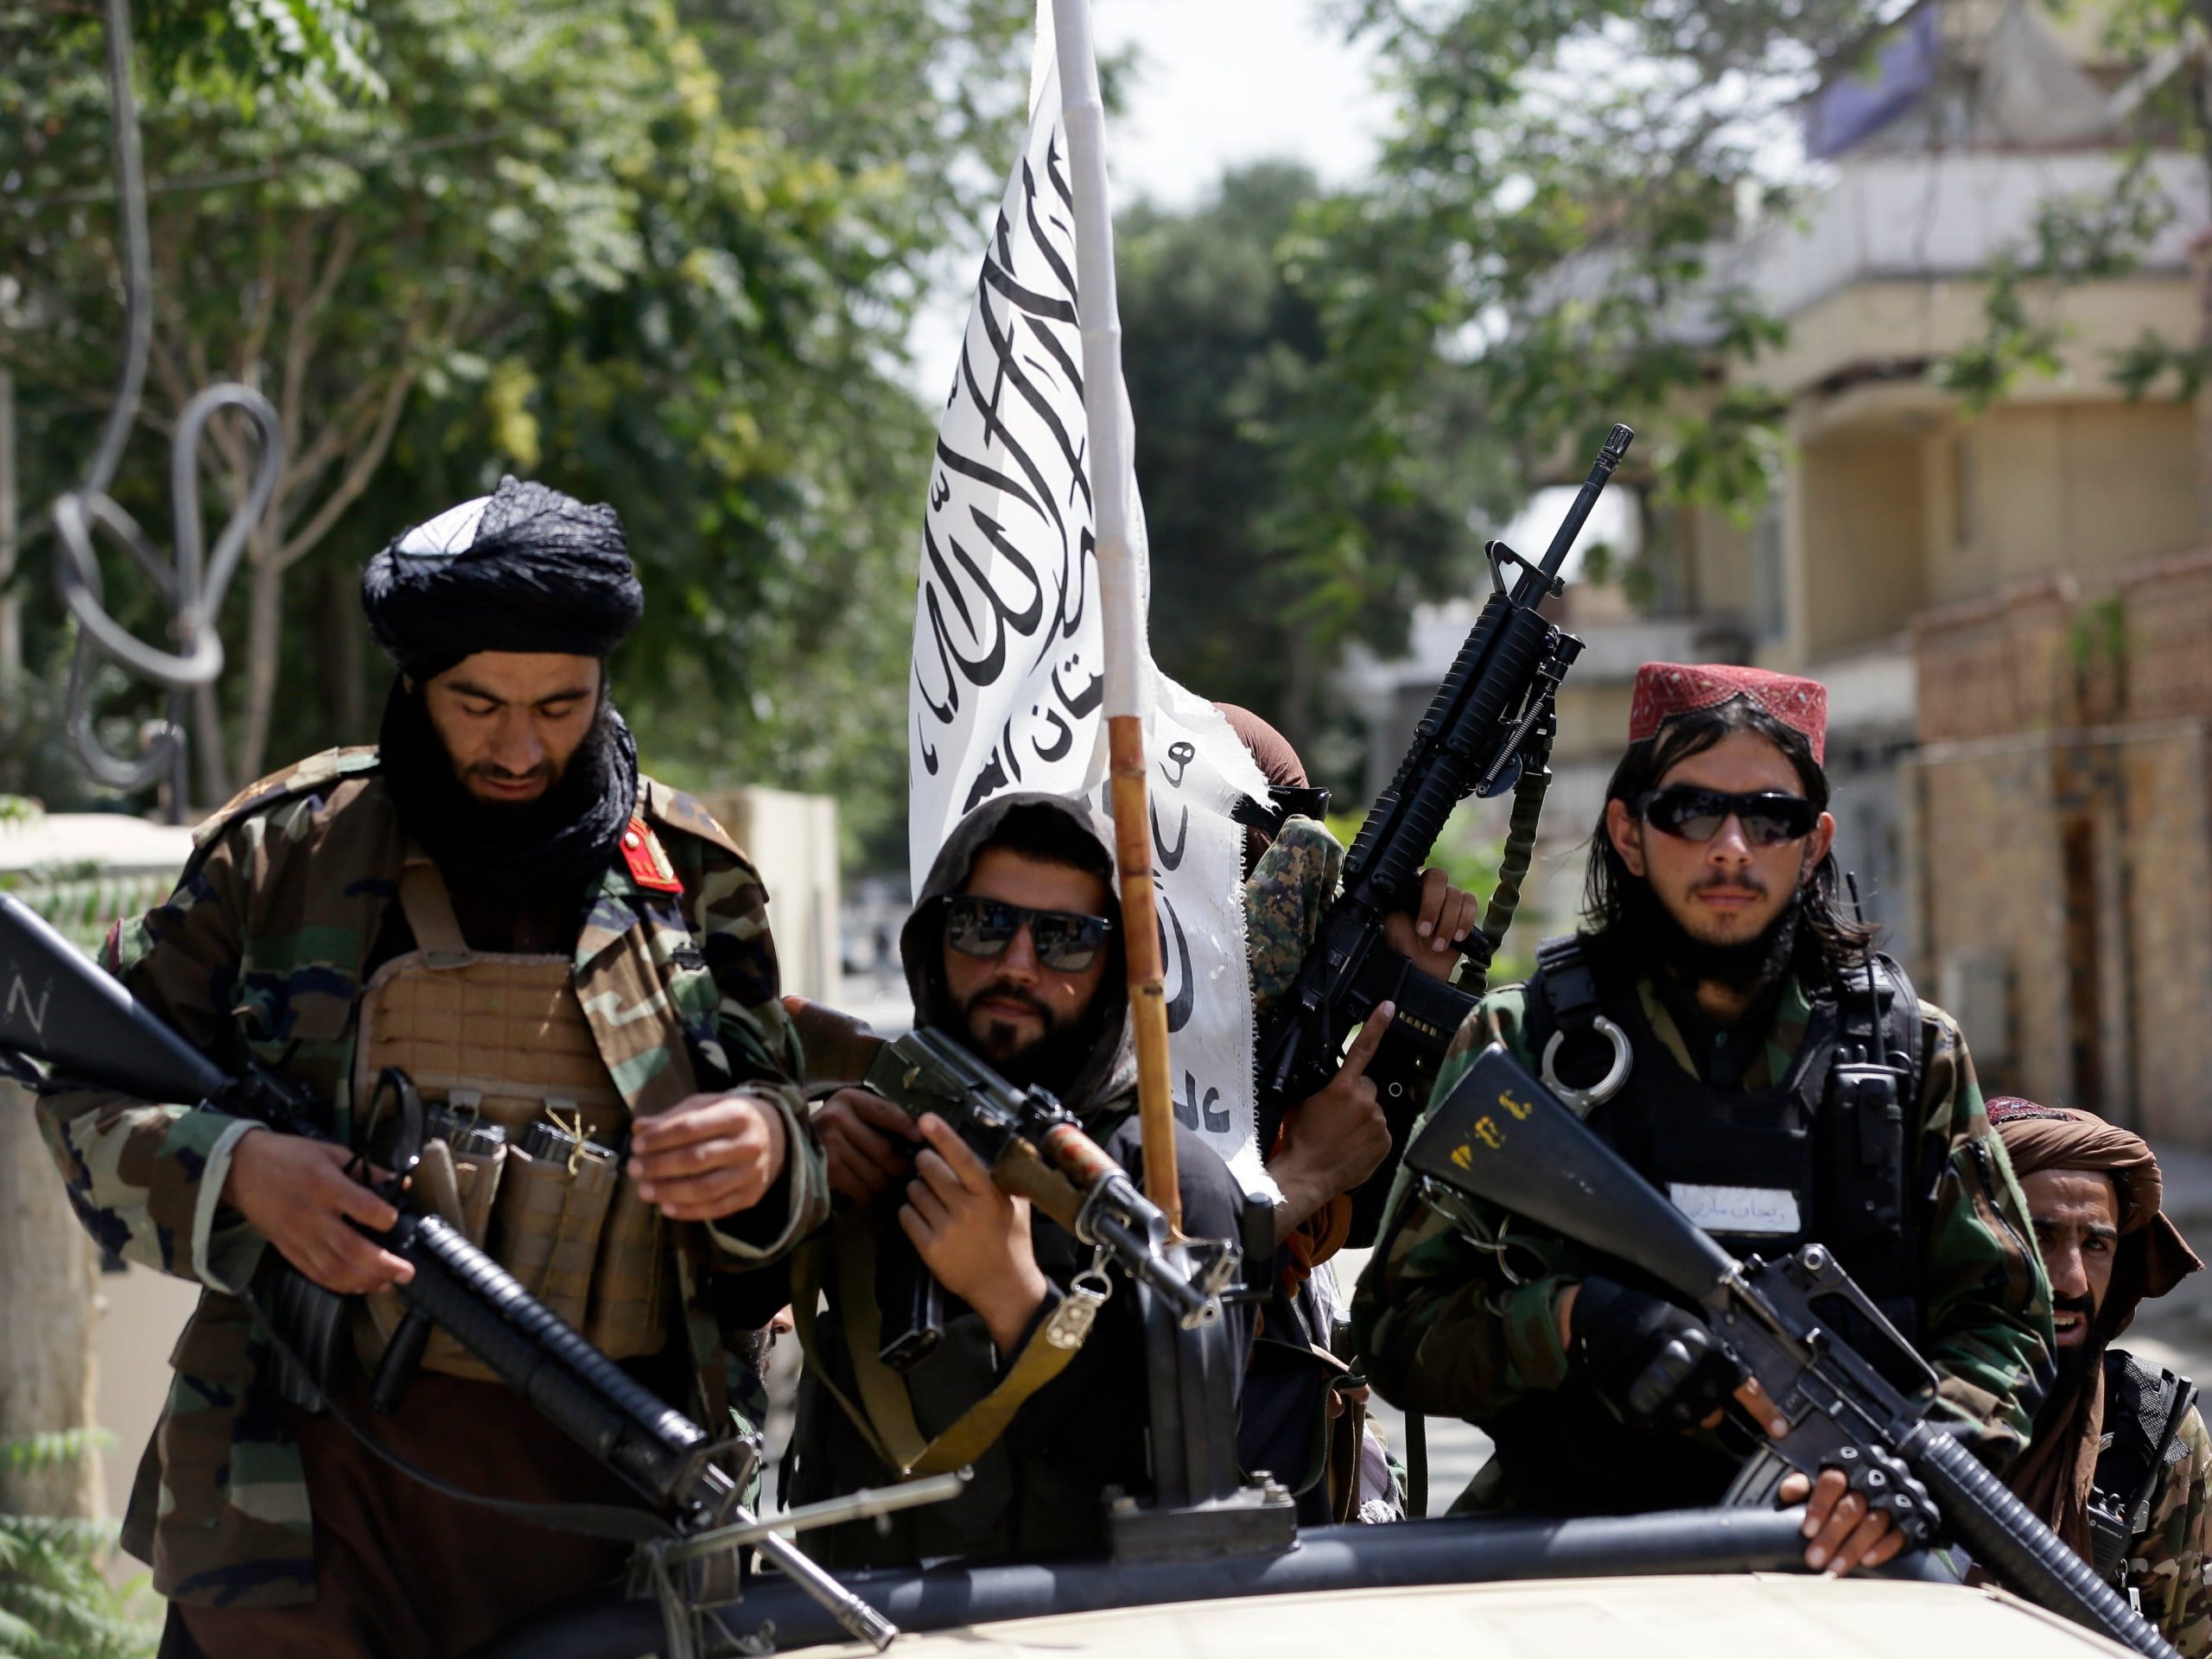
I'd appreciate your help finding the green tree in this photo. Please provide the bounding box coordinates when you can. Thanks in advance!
[0,1432,156,1659]
[1307,0,2209,544]
[1934,1,2209,409]
[1279,0,1905,543]
[2,0,1026,864]
[1120,161,1508,765]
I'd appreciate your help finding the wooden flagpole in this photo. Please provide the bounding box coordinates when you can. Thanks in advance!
[1053,0,1180,1230]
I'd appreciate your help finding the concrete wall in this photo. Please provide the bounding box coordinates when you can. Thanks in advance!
[1907,556,2212,1138]
[697,785,842,1005]
[1925,404,2201,607]
[1794,432,1931,663]
[1909,735,2073,1103]
[1742,278,2200,403]
[2115,721,2212,1140]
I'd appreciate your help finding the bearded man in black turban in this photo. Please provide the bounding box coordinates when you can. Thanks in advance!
[359,475,648,916]
[63,476,830,1659]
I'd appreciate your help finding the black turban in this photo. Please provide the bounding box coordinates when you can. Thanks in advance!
[360,476,644,680]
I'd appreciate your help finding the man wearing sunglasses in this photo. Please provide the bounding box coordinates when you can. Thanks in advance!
[1355,661,2051,1576]
[785,791,1253,1567]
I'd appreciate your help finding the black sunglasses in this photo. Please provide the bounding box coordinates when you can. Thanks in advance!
[1636,785,1819,848]
[944,894,1116,973]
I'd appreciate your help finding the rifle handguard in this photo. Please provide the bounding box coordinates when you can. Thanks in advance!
[1904,1423,2179,1659]
[991,1137,1088,1233]
[392,1211,725,1516]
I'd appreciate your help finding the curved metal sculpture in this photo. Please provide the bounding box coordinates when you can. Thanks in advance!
[51,0,282,800]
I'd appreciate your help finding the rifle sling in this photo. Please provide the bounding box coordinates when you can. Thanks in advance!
[792,1210,1092,1477]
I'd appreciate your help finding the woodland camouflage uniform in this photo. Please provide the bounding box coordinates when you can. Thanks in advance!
[2128,1405,2212,1655]
[1351,976,2054,1507]
[35,747,828,1609]
[1244,817,1341,1017]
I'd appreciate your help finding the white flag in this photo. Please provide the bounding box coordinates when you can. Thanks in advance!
[907,38,1275,1193]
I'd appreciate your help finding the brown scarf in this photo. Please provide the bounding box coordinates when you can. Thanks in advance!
[1990,1098,2202,1554]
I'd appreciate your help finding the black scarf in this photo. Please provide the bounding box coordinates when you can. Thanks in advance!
[376,677,638,906]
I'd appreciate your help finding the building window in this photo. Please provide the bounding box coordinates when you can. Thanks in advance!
[1952,432,1975,552]
[1751,501,1786,642]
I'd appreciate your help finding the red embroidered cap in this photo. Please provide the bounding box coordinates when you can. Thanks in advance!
[1628,662,1828,765]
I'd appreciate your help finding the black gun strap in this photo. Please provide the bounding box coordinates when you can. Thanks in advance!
[1463,750,1550,995]
[235,1276,678,1548]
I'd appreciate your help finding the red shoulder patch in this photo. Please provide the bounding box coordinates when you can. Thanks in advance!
[620,815,683,893]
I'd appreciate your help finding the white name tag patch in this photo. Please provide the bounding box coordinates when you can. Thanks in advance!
[1669,1183,1802,1236]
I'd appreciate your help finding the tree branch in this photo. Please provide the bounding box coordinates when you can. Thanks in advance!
[273,362,416,572]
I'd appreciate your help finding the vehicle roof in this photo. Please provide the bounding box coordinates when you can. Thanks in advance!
[814,1573,2132,1659]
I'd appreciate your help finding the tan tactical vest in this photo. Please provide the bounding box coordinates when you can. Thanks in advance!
[353,854,668,1377]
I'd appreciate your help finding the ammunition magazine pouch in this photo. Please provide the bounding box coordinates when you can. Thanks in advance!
[353,855,669,1381]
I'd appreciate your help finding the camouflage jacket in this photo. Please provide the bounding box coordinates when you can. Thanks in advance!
[35,747,829,1609]
[1351,970,2054,1509]
[2128,1399,2212,1657]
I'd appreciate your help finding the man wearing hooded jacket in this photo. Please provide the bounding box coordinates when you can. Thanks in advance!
[787,790,1254,1566]
[1990,1098,2212,1655]
[37,480,826,1658]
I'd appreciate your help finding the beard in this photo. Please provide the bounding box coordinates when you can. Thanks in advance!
[377,677,638,904]
[1615,870,1806,995]
[961,979,1105,1096]
[2050,1291,2103,1401]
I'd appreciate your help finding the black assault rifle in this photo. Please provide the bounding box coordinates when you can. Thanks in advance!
[0,893,909,1651]
[1402,1040,2180,1659]
[1255,423,1631,1243]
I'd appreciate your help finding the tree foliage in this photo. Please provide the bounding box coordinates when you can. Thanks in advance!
[1121,162,1508,766]
[1304,0,2210,550]
[1936,1,2209,408]
[1283,0,1903,535]
[0,1431,156,1659]
[1,0,1027,864]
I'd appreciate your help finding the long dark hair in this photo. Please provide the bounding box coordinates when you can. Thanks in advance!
[1582,696,1875,984]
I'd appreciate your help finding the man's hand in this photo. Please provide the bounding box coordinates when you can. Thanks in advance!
[816,1087,923,1205]
[223,1128,414,1296]
[1382,867,1482,983]
[1778,1468,1905,1575]
[1270,1002,1395,1241]
[627,1091,789,1222]
[899,1114,1048,1355]
[1567,1275,1738,1432]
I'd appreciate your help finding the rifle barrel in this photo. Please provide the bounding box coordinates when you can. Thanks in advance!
[1533,424,1634,587]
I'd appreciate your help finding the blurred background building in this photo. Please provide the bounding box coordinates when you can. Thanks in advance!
[1343,0,2212,1130]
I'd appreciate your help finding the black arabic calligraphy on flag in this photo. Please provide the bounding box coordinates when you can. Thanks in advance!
[907,56,1275,1191]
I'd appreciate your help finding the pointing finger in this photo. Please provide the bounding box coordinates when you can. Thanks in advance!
[1336,1003,1396,1084]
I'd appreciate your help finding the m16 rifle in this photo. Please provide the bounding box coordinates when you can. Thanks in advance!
[1255,423,1632,1244]
[1402,1039,2181,1659]
[0,892,915,1653]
